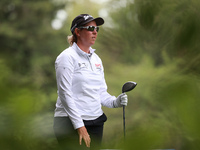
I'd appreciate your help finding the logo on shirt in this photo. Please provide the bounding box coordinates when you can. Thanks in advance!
[78,63,88,68]
[95,64,101,70]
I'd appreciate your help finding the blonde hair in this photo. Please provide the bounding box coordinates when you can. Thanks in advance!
[67,34,77,46]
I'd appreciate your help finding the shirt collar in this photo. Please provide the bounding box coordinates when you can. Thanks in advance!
[72,42,96,57]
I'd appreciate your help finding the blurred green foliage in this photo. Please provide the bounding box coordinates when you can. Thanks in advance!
[0,0,200,150]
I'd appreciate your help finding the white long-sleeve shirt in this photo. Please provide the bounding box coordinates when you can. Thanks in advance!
[54,43,116,129]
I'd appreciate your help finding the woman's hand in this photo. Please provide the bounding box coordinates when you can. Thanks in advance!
[113,93,128,107]
[77,126,91,148]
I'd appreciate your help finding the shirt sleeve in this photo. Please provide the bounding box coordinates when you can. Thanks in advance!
[55,53,84,129]
[99,65,116,108]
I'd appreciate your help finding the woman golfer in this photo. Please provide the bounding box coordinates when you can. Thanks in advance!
[53,14,128,150]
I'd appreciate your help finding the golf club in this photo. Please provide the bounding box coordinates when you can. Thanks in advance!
[122,81,137,138]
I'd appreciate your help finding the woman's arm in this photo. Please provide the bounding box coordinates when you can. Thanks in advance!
[55,53,84,129]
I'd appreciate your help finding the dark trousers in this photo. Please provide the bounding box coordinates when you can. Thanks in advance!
[53,114,107,150]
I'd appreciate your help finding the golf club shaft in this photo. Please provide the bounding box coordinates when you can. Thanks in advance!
[123,105,125,138]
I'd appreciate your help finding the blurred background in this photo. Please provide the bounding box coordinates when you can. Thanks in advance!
[0,0,200,149]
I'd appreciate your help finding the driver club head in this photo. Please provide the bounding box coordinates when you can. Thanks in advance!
[122,81,137,93]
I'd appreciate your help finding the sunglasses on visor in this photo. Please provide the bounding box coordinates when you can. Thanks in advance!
[78,26,100,32]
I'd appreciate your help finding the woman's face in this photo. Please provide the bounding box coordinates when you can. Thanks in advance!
[78,21,98,47]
